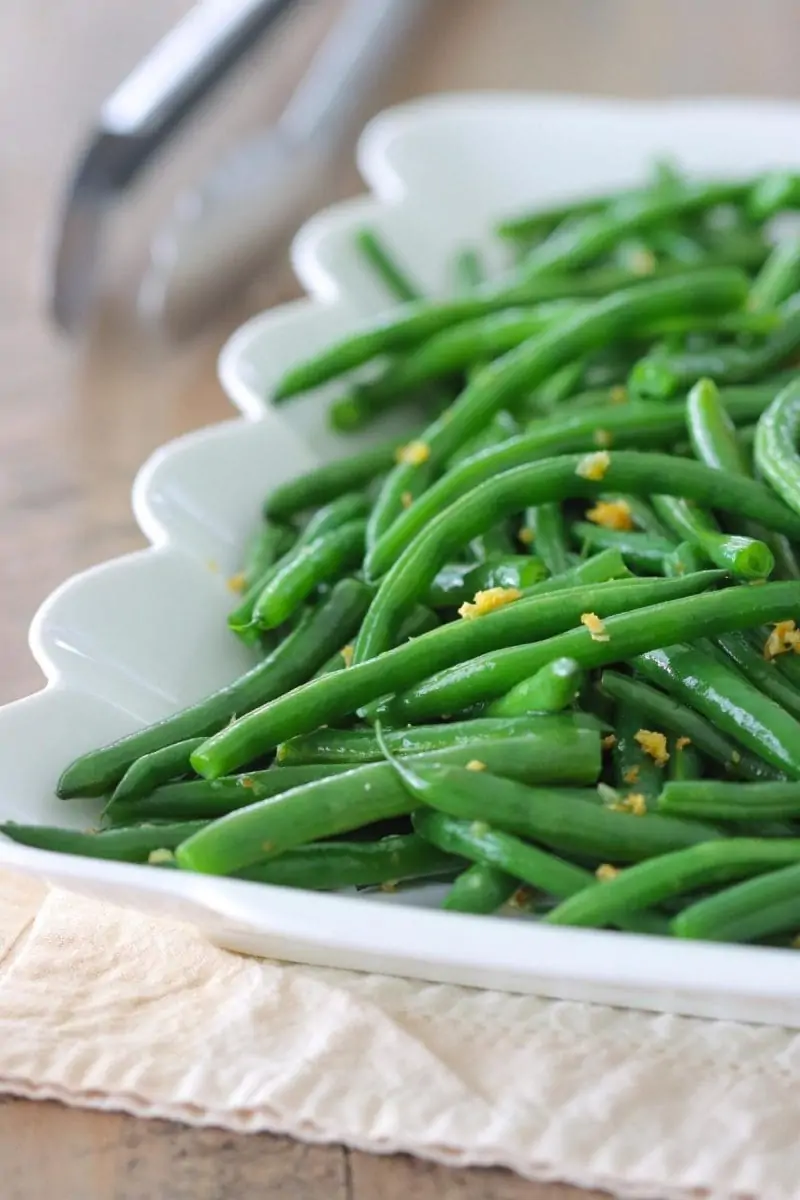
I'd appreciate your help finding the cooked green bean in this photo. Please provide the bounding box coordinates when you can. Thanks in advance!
[386,581,800,724]
[58,578,372,798]
[715,631,800,720]
[239,833,459,892]
[357,451,800,663]
[673,862,800,943]
[1,820,208,863]
[238,522,295,591]
[441,862,518,914]
[659,780,800,822]
[611,701,664,804]
[628,301,800,401]
[364,270,748,554]
[573,522,674,573]
[274,263,754,402]
[252,519,366,630]
[687,377,749,475]
[355,229,422,303]
[229,493,369,638]
[485,658,583,717]
[277,714,599,771]
[176,736,600,876]
[755,379,800,518]
[600,670,778,782]
[651,494,774,580]
[103,763,358,826]
[191,572,721,777]
[523,183,751,278]
[264,438,406,520]
[527,502,571,575]
[425,556,547,608]
[635,643,800,778]
[392,761,719,862]
[544,839,800,928]
[664,539,710,577]
[667,736,703,783]
[749,237,800,311]
[366,391,780,578]
[110,737,204,805]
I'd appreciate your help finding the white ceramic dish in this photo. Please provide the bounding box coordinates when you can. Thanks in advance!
[5,93,800,1026]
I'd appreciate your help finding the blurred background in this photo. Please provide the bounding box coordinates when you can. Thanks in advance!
[2,0,800,704]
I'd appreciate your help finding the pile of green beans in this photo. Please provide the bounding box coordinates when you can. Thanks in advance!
[18,166,800,948]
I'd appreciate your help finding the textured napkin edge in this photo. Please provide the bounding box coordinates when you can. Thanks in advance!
[0,1073,737,1200]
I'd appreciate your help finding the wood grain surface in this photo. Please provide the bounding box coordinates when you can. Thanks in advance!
[1,1,798,1196]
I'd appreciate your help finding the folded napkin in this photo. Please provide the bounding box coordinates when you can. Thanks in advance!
[1,868,798,1199]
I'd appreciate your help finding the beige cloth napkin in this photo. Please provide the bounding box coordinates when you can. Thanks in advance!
[2,870,800,1200]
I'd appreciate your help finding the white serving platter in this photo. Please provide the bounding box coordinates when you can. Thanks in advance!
[5,93,800,1026]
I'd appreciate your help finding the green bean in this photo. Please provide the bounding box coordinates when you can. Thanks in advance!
[277,714,599,771]
[600,670,777,781]
[755,379,800,518]
[687,377,748,475]
[176,735,600,875]
[413,810,597,900]
[452,247,485,292]
[534,359,587,410]
[239,834,459,892]
[1,820,207,863]
[664,540,710,577]
[611,701,664,803]
[264,438,406,521]
[238,522,295,591]
[358,451,800,663]
[748,171,800,221]
[628,301,800,401]
[103,763,358,826]
[667,736,703,783]
[714,631,800,720]
[659,780,800,822]
[447,409,520,467]
[354,228,422,303]
[386,581,800,725]
[229,494,369,638]
[191,572,722,778]
[441,862,517,914]
[58,578,372,798]
[485,658,583,718]
[425,556,548,609]
[544,839,800,928]
[365,392,789,579]
[364,270,748,555]
[110,737,204,805]
[496,188,628,241]
[650,494,774,580]
[252,519,366,630]
[673,862,800,943]
[635,643,800,778]
[527,503,571,575]
[516,547,632,596]
[522,184,751,278]
[393,762,719,863]
[572,522,674,573]
[749,238,800,311]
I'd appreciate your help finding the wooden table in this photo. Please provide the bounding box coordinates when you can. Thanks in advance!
[1,2,798,1196]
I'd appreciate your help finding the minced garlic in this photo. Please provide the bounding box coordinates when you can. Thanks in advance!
[580,611,610,642]
[610,386,628,405]
[341,644,354,668]
[676,736,692,750]
[401,491,414,509]
[634,729,670,767]
[595,863,620,882]
[593,428,614,448]
[764,620,800,660]
[623,765,640,785]
[601,734,617,750]
[576,450,611,481]
[466,759,487,772]
[585,498,634,531]
[518,526,534,546]
[395,440,431,466]
[459,586,522,620]
[227,571,246,594]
